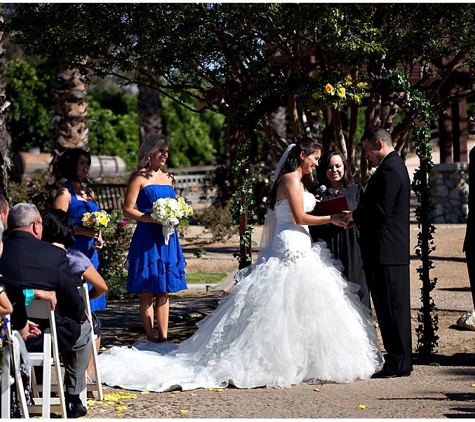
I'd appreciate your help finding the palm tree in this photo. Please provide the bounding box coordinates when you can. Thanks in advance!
[0,7,11,198]
[50,67,89,181]
[138,84,163,143]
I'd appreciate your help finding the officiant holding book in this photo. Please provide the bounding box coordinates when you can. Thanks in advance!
[309,150,369,308]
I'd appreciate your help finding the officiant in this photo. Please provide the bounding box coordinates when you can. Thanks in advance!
[309,150,369,308]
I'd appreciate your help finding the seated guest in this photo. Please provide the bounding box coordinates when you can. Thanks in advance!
[0,203,91,419]
[0,216,40,340]
[0,194,57,310]
[0,217,40,418]
[42,208,108,384]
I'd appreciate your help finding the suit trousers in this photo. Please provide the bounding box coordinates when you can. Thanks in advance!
[64,320,92,395]
[365,264,413,375]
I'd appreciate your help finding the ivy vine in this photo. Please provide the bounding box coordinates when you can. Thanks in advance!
[231,135,255,268]
[384,69,439,356]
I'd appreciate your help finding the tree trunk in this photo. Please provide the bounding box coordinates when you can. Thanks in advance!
[268,106,287,141]
[0,8,11,198]
[348,102,358,182]
[361,92,382,186]
[332,107,348,158]
[288,94,300,137]
[51,67,89,181]
[138,84,163,143]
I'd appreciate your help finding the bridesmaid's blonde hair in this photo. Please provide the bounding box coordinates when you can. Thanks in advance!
[137,134,169,169]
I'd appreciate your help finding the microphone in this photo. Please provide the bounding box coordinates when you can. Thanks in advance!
[315,185,327,201]
[317,185,327,195]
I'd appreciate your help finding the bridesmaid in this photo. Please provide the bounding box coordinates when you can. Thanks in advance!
[123,134,187,343]
[53,148,106,315]
[53,148,107,382]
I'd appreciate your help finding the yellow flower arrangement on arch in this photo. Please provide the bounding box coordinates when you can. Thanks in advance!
[298,71,368,110]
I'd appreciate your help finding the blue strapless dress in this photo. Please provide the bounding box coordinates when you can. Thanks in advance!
[65,180,106,311]
[126,184,187,294]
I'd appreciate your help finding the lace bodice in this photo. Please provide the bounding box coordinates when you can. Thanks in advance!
[275,191,316,224]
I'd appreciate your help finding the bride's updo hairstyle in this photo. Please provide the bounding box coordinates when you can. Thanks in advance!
[268,136,322,209]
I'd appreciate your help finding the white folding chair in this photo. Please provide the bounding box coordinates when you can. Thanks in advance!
[1,315,13,418]
[79,283,103,402]
[1,315,30,419]
[26,300,66,419]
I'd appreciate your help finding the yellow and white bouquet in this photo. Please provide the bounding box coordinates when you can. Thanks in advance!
[82,210,111,231]
[151,197,193,244]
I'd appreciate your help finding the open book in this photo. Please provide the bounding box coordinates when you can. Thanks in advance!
[313,195,349,216]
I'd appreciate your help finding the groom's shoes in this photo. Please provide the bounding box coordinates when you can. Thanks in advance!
[371,369,411,379]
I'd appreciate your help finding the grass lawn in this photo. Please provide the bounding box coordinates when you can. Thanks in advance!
[186,272,227,284]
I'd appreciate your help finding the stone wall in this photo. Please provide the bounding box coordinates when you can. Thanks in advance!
[429,162,469,224]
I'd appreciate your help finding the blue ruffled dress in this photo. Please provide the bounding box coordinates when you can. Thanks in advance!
[126,184,187,294]
[64,180,107,311]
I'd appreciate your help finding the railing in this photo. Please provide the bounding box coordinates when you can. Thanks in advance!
[90,167,215,212]
[90,183,127,212]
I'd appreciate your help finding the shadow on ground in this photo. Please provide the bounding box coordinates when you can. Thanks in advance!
[96,291,226,349]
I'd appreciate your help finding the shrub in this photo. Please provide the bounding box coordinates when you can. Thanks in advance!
[195,200,238,242]
[98,209,135,299]
[8,170,54,213]
[203,162,274,226]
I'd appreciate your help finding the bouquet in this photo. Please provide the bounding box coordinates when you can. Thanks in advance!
[82,210,111,231]
[151,197,193,244]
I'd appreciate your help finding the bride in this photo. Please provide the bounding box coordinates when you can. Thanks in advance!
[98,136,383,391]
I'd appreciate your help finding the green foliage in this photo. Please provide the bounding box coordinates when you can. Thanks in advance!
[208,161,273,226]
[8,170,54,213]
[98,209,134,280]
[87,95,139,170]
[195,200,238,242]
[5,59,140,168]
[412,124,439,356]
[175,205,192,238]
[161,94,224,167]
[230,136,255,267]
[5,58,224,171]
[103,273,132,301]
[6,59,55,153]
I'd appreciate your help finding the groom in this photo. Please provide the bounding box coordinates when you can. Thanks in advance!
[347,125,412,378]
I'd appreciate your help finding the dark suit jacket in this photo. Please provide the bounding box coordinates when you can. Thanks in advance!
[464,146,475,253]
[1,275,27,332]
[0,231,86,352]
[353,150,411,266]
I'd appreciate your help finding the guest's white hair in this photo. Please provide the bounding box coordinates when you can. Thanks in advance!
[8,203,40,229]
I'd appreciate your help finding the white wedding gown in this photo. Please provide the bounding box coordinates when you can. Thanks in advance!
[98,192,383,392]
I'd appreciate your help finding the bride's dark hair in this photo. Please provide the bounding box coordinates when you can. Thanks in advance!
[268,136,322,209]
